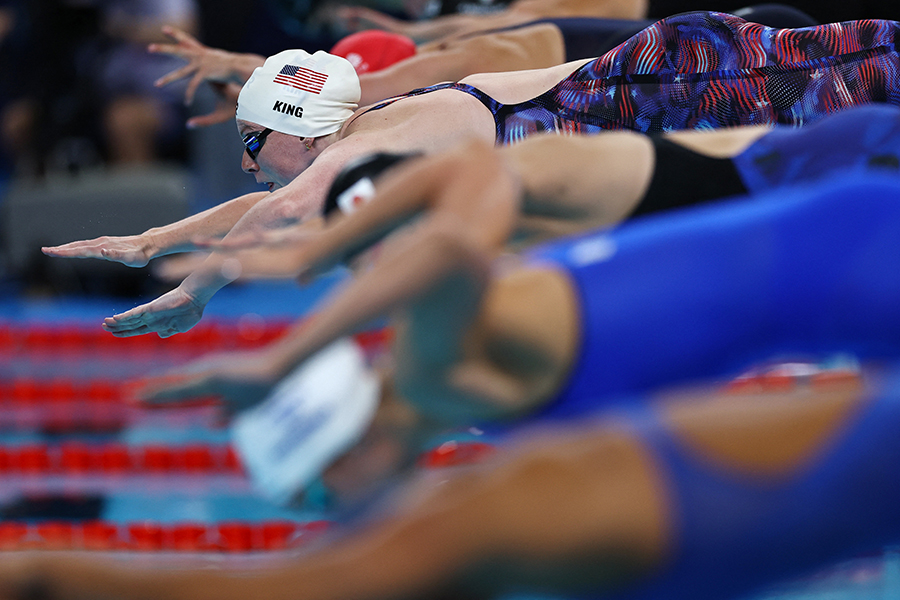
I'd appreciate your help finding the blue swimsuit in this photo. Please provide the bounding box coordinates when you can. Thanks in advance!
[735,103,900,191]
[597,366,900,600]
[524,173,900,420]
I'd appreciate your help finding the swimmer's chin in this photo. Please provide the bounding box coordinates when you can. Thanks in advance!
[265,182,282,192]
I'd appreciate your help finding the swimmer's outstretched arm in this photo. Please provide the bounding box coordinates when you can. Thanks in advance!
[41,191,270,267]
[139,149,520,405]
[255,140,520,280]
[100,139,376,338]
[0,401,670,600]
[207,132,654,280]
[11,372,900,600]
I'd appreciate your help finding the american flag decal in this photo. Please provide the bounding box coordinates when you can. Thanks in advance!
[273,65,329,94]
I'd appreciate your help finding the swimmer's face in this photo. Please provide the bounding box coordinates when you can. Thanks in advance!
[319,424,408,506]
[319,383,422,507]
[237,119,313,191]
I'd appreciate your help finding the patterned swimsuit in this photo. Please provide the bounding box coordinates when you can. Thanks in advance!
[361,11,900,143]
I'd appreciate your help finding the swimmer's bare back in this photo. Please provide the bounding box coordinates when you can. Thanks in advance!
[342,58,593,148]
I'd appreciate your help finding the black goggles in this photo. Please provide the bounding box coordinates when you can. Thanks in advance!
[242,128,273,161]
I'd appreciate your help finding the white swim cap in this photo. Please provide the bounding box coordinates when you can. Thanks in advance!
[236,49,361,138]
[231,338,380,506]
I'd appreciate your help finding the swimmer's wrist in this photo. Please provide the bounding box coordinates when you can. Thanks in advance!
[231,53,266,83]
[140,229,163,260]
[142,224,201,259]
[180,270,225,306]
[260,340,300,381]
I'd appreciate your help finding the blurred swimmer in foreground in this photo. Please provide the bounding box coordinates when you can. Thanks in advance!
[2,358,900,600]
[131,174,900,509]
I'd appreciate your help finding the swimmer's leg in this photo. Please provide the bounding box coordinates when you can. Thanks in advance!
[616,367,900,600]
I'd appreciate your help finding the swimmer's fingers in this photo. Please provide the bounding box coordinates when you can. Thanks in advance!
[139,353,277,411]
[184,72,205,106]
[186,106,234,129]
[160,25,204,47]
[150,27,206,93]
[151,55,206,106]
[103,288,205,338]
[153,61,200,91]
[42,235,152,267]
[42,239,108,259]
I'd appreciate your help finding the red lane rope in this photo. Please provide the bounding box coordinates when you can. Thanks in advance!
[0,519,332,552]
[0,321,292,352]
[0,439,503,475]
[0,443,243,475]
[0,322,392,354]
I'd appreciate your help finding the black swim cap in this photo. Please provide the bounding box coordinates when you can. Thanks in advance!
[323,152,419,218]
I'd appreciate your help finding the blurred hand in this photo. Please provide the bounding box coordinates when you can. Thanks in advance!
[103,286,205,338]
[149,26,243,105]
[138,349,281,413]
[185,82,242,129]
[42,234,155,267]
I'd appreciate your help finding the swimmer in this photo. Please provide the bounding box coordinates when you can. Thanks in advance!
[4,355,900,600]
[157,103,900,281]
[139,173,900,474]
[151,5,818,113]
[44,12,900,337]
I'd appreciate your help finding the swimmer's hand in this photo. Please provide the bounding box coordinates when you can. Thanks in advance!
[42,233,157,267]
[185,81,243,129]
[149,26,262,103]
[137,350,280,413]
[103,286,205,338]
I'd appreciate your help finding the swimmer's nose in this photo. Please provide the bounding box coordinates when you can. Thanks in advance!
[242,152,258,173]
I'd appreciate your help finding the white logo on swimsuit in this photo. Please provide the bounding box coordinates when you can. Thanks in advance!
[568,236,617,266]
[273,100,303,118]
